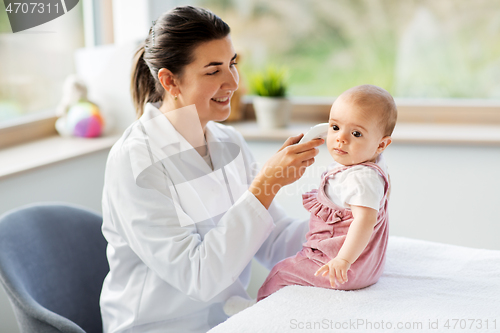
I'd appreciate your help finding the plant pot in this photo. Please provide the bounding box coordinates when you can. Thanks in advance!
[253,96,291,130]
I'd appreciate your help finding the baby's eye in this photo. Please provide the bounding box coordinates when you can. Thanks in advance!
[352,131,362,137]
[332,125,339,131]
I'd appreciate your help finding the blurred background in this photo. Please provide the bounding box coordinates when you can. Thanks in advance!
[1,0,500,123]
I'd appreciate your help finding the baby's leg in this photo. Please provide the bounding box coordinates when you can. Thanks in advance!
[257,248,330,301]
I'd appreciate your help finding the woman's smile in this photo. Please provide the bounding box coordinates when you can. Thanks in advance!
[211,95,231,104]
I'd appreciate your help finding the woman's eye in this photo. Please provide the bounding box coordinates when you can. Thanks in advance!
[230,62,238,67]
[352,131,362,137]
[332,125,339,131]
[207,70,219,75]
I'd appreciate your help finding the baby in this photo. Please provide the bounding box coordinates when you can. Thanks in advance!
[257,84,397,300]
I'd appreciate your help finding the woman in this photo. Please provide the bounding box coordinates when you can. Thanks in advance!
[100,6,323,333]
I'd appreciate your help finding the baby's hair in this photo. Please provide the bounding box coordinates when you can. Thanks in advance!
[130,6,230,117]
[341,85,397,137]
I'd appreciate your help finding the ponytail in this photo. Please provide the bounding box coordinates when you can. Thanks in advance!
[130,43,163,118]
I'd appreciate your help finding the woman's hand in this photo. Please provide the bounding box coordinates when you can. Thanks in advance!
[261,134,323,187]
[249,134,323,209]
[315,257,351,288]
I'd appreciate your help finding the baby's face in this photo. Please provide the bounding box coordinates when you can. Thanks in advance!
[326,97,387,166]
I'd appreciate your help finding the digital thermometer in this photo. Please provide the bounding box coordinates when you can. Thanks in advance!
[298,123,329,144]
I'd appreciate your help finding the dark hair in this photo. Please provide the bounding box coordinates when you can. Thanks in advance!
[131,6,230,117]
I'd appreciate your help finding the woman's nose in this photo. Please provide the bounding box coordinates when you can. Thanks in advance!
[224,68,239,91]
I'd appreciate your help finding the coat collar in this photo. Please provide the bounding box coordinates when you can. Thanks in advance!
[140,102,229,153]
[132,102,232,184]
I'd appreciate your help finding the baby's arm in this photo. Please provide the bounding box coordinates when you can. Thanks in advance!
[315,205,378,287]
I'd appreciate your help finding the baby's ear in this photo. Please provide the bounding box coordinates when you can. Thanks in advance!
[377,136,392,153]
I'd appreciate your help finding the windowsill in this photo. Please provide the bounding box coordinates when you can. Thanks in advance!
[2,121,500,181]
[0,112,58,150]
[0,133,121,180]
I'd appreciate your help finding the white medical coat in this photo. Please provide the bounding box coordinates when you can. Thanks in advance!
[100,102,308,333]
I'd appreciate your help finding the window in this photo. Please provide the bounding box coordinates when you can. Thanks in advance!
[198,0,500,99]
[0,1,84,125]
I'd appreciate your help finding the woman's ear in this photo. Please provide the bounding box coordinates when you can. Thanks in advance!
[158,68,180,97]
[377,136,392,154]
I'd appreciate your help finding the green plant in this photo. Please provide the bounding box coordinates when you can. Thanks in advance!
[250,66,287,97]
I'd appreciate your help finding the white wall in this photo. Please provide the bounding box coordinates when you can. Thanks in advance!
[0,151,109,216]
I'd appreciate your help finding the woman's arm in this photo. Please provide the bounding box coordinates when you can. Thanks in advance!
[104,131,319,302]
[253,202,309,269]
[104,149,277,302]
[315,205,378,287]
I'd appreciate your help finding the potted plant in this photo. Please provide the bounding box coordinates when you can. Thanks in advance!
[250,66,291,129]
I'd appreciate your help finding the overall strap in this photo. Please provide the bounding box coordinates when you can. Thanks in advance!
[360,162,390,202]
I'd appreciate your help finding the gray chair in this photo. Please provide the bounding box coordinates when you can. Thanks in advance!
[0,203,109,333]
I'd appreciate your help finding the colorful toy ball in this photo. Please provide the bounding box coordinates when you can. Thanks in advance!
[63,102,104,138]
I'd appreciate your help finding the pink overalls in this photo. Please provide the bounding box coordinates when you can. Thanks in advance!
[257,162,390,301]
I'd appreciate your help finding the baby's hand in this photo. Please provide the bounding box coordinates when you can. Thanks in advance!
[314,257,351,288]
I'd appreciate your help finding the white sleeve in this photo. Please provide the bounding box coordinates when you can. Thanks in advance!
[335,167,385,211]
[254,201,309,270]
[103,144,276,303]
[232,128,308,270]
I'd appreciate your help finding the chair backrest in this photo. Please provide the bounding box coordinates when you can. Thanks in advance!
[0,203,109,333]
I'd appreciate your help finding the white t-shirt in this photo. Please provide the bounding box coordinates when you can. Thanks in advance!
[325,155,388,211]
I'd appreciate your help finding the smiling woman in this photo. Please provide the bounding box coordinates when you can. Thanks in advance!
[100,6,322,333]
